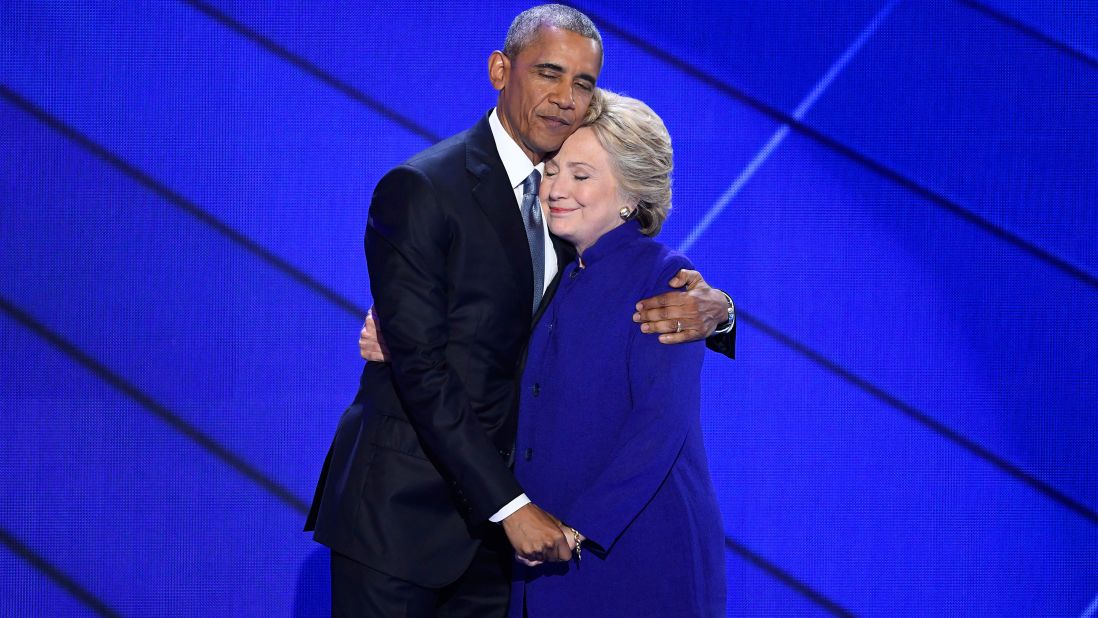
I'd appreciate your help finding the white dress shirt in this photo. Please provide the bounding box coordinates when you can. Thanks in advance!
[486,108,557,523]
[488,108,558,295]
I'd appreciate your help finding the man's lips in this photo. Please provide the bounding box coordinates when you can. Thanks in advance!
[539,115,571,129]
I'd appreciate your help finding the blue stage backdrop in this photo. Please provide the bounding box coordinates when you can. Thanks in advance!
[2,1,1096,616]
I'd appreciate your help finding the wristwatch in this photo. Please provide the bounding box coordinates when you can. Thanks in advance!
[714,290,735,334]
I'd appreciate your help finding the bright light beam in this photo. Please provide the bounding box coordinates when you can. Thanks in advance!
[679,0,900,253]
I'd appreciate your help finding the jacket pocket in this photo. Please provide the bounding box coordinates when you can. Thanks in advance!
[369,414,430,461]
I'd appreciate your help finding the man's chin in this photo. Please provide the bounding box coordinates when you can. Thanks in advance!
[535,138,569,157]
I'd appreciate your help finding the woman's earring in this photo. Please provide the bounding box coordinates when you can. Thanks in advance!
[619,207,633,220]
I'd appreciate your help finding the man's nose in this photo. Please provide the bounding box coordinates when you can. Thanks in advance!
[549,81,575,109]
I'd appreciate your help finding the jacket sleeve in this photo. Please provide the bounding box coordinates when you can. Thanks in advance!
[706,321,736,359]
[365,164,523,524]
[562,257,706,551]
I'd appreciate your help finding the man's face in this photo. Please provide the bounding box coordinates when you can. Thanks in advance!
[490,26,602,164]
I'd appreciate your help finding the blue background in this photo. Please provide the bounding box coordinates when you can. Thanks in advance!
[1,1,1096,616]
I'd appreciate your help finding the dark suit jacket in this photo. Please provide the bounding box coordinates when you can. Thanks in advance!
[305,112,736,588]
[306,113,573,587]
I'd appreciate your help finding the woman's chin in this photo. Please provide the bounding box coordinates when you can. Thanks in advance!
[549,227,576,245]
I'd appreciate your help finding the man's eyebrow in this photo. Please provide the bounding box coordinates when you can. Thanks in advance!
[533,63,596,84]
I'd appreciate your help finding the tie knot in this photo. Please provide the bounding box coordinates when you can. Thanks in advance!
[522,169,541,197]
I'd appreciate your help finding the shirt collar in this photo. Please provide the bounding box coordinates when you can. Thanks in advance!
[489,108,543,192]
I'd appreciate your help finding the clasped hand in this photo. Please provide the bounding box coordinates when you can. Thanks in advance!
[501,503,574,566]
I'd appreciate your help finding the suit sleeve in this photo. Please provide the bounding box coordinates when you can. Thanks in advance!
[562,256,706,551]
[365,165,523,524]
[706,321,736,359]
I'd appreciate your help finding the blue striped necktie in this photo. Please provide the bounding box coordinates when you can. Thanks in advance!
[520,169,544,314]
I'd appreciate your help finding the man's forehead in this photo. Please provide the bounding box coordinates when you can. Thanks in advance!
[519,26,602,69]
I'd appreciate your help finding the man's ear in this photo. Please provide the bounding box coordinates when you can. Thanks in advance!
[488,50,509,91]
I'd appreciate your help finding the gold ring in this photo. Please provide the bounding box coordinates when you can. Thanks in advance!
[675,321,682,333]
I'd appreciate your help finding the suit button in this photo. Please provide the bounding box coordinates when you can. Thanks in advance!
[532,383,541,397]
[524,448,533,461]
[499,448,512,458]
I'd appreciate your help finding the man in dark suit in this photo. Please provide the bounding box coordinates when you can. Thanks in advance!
[307,5,735,616]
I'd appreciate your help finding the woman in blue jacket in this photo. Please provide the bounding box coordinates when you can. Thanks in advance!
[510,90,725,617]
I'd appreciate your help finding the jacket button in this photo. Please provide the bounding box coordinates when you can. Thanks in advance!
[532,383,541,397]
[499,448,512,458]
[524,448,533,461]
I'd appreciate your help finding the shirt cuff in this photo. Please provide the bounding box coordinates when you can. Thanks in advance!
[714,289,735,334]
[489,493,530,523]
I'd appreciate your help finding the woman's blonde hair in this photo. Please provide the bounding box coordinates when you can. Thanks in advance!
[581,89,672,236]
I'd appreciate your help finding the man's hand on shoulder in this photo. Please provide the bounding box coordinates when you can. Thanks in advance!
[359,307,390,362]
[501,503,572,564]
[633,269,732,344]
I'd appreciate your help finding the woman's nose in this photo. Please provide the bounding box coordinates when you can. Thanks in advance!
[543,180,563,202]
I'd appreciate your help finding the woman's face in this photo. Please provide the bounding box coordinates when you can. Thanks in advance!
[541,127,631,255]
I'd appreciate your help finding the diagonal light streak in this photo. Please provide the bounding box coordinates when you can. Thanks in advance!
[0,527,122,617]
[680,0,899,253]
[1081,592,1098,618]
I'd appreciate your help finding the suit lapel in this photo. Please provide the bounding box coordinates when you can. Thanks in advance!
[532,234,576,326]
[466,113,535,315]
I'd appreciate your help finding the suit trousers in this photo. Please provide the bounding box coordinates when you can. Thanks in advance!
[330,528,512,617]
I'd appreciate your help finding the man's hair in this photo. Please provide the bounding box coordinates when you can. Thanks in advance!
[503,4,603,58]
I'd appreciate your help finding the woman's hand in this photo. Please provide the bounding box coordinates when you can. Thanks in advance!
[358,308,390,361]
